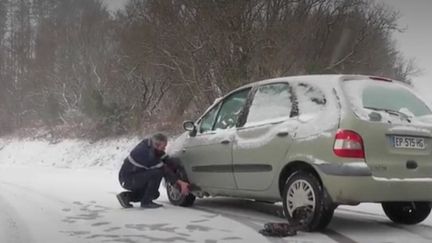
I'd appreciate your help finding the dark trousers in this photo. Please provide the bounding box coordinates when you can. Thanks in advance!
[121,168,164,204]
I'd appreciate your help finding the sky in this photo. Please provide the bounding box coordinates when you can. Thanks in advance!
[103,0,432,103]
[381,0,432,103]
[103,0,128,12]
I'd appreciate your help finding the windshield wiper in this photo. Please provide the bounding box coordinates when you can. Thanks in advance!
[363,106,412,122]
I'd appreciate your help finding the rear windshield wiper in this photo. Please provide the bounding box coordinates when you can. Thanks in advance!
[363,106,412,121]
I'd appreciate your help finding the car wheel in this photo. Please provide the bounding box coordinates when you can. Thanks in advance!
[166,182,196,207]
[282,171,335,231]
[382,201,431,225]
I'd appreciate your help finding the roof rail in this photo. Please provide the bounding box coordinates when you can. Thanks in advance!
[369,76,393,82]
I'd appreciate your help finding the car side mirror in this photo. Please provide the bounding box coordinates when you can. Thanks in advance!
[183,121,197,137]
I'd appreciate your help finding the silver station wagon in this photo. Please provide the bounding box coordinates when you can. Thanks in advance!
[166,75,432,231]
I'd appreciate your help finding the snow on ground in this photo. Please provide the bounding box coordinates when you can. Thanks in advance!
[0,137,141,170]
[1,138,432,243]
[0,165,269,243]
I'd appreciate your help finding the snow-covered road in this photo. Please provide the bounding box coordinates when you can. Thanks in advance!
[0,165,431,243]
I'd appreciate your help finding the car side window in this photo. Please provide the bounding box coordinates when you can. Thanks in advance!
[199,103,220,133]
[245,83,293,126]
[213,89,250,130]
[293,82,327,117]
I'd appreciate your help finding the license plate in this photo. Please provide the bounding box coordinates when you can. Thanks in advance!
[393,136,425,149]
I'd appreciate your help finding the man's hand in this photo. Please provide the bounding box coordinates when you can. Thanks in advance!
[176,180,190,195]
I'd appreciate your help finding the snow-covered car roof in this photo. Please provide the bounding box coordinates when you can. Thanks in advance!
[228,74,394,95]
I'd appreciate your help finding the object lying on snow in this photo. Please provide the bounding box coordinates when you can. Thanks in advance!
[259,206,309,237]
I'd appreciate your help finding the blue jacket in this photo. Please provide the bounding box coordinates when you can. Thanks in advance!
[129,138,166,168]
[119,138,166,183]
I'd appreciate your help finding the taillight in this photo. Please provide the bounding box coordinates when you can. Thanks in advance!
[333,130,365,158]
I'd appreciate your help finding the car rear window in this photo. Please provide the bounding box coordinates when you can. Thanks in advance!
[343,80,432,117]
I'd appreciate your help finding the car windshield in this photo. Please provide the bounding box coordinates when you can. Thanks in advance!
[343,80,432,117]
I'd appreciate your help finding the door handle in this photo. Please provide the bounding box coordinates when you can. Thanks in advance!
[277,132,289,137]
[221,140,230,145]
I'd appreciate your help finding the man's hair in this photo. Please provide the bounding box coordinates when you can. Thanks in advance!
[151,132,168,144]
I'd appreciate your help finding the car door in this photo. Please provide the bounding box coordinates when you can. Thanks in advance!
[181,88,251,189]
[232,83,298,191]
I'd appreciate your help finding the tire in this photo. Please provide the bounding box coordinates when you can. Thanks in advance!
[165,159,196,207]
[382,201,431,225]
[166,182,196,207]
[282,171,335,231]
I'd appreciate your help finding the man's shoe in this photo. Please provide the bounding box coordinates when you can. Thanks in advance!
[140,201,163,209]
[117,191,133,208]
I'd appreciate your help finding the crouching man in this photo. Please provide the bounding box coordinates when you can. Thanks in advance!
[116,133,190,209]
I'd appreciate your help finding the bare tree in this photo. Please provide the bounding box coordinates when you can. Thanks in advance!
[0,0,418,137]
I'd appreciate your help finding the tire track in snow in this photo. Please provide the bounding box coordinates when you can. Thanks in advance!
[336,208,386,219]
[338,207,432,241]
[195,205,358,243]
[179,198,356,243]
[333,208,432,243]
[0,180,69,205]
[377,222,432,241]
[321,229,357,243]
[0,180,106,242]
[0,185,32,243]
[192,205,283,243]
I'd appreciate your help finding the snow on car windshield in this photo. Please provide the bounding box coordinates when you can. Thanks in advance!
[343,80,432,118]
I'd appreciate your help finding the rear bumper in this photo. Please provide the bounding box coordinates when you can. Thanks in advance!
[323,175,432,204]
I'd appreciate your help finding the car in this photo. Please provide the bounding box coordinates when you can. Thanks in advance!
[166,74,432,231]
